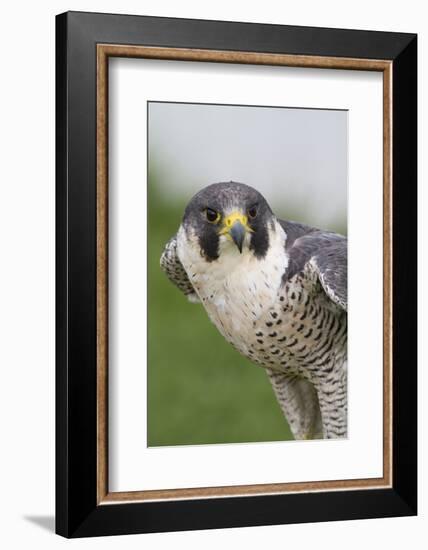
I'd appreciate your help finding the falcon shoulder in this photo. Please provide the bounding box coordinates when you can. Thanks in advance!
[280,219,347,311]
[160,235,200,303]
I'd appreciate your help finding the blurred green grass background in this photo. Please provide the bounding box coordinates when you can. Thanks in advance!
[147,178,295,446]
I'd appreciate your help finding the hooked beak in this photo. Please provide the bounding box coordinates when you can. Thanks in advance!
[218,211,253,253]
[229,221,246,253]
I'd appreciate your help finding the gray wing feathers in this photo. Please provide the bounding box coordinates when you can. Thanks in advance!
[309,239,347,311]
[160,236,199,303]
[281,220,347,311]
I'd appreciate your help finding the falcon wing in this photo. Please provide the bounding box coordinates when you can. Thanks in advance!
[160,235,200,303]
[280,220,347,311]
[309,239,347,311]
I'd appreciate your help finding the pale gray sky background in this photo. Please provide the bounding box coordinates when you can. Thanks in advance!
[148,102,347,233]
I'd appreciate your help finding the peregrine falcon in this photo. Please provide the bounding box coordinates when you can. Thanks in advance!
[160,182,347,440]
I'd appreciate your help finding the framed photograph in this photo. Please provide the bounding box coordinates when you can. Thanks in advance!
[56,11,417,538]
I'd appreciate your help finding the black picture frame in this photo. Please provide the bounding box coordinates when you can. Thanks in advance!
[56,11,417,538]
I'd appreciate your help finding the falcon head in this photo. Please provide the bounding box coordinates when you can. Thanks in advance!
[181,181,276,262]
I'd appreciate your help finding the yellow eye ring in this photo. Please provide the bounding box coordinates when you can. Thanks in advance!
[205,208,221,224]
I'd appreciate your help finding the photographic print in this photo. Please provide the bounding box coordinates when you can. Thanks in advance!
[148,101,348,446]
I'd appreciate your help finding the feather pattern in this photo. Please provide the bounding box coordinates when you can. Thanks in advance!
[160,235,199,302]
[280,219,347,311]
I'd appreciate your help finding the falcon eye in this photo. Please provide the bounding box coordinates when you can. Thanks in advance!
[248,205,258,219]
[205,208,221,224]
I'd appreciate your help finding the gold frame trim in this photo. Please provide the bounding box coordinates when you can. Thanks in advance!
[96,44,393,505]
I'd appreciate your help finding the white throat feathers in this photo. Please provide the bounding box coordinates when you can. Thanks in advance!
[177,218,288,348]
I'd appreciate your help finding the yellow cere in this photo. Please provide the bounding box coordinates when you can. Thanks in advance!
[218,211,254,235]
